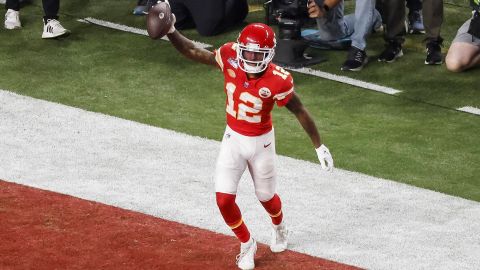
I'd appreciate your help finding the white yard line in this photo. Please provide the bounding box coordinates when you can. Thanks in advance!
[457,106,480,116]
[1,89,479,270]
[289,67,402,95]
[78,17,212,49]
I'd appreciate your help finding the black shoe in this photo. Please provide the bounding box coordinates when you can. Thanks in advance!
[341,46,368,71]
[378,41,403,63]
[425,39,443,65]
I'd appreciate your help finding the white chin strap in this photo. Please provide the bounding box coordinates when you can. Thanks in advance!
[242,62,265,73]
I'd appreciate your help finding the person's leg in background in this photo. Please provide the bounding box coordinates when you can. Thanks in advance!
[378,0,405,63]
[169,0,195,30]
[4,0,21,29]
[422,0,443,64]
[41,0,69,38]
[446,42,480,72]
[223,0,248,29]
[341,0,379,71]
[406,0,424,34]
[302,1,354,50]
[5,0,20,11]
[445,18,480,72]
[42,0,58,22]
[186,0,248,36]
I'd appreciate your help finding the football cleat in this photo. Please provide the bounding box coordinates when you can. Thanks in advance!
[270,223,288,253]
[236,238,257,270]
[42,19,70,39]
[4,9,21,30]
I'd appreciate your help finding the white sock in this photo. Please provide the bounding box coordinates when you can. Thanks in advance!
[273,221,285,229]
[241,237,253,249]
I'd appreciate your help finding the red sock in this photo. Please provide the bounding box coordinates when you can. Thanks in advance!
[216,192,250,243]
[260,193,283,225]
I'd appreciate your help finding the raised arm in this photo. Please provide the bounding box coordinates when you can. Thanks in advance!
[286,93,334,171]
[166,21,217,67]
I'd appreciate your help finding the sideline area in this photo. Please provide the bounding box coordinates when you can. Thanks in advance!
[79,16,480,116]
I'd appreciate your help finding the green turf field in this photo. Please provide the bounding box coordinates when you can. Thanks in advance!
[1,0,479,201]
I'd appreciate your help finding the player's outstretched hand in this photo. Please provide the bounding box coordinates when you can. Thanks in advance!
[316,144,334,171]
[146,0,175,39]
[167,13,176,34]
[160,0,176,34]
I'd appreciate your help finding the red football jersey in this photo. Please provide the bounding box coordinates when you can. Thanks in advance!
[214,42,295,136]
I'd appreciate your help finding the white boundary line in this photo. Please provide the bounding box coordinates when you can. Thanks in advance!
[457,106,480,116]
[78,17,212,49]
[289,67,402,95]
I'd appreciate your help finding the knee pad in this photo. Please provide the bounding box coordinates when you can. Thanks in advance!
[216,192,241,224]
[216,192,236,212]
[255,189,275,202]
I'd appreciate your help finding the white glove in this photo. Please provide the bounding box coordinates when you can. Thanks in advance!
[316,144,334,171]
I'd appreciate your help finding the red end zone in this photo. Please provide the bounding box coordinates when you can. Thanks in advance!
[0,180,362,270]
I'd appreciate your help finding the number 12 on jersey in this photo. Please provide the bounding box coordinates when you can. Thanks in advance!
[225,82,263,123]
[225,67,289,124]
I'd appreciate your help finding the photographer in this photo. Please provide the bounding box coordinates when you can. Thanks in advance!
[306,0,382,71]
[445,0,480,72]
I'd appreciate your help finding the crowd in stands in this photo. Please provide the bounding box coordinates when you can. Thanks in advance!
[3,0,479,72]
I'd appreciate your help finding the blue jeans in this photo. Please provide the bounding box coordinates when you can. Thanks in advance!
[314,0,381,50]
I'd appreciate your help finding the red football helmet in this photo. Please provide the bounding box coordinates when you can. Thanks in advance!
[237,23,276,73]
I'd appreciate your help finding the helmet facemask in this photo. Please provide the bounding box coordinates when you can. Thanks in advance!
[237,43,275,74]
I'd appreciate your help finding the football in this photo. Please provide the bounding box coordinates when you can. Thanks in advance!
[146,2,173,39]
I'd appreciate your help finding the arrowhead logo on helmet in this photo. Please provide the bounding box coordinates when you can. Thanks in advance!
[236,23,276,74]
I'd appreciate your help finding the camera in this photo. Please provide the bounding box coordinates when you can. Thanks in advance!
[265,0,325,67]
[266,0,308,39]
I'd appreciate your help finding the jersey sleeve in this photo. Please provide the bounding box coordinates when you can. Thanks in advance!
[273,73,294,107]
[214,42,236,72]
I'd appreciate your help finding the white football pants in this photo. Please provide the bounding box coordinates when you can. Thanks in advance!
[214,125,277,202]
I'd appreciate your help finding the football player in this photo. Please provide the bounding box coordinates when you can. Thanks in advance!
[164,13,334,270]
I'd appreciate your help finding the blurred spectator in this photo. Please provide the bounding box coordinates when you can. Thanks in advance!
[4,0,70,38]
[446,8,480,72]
[306,0,382,71]
[303,0,382,51]
[168,0,248,36]
[377,0,443,65]
[133,0,155,15]
[406,0,424,34]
